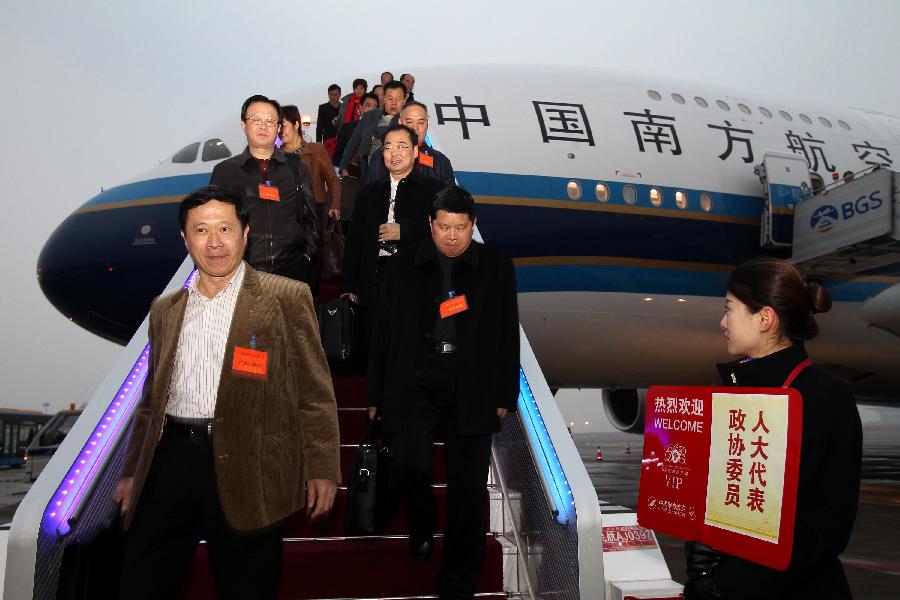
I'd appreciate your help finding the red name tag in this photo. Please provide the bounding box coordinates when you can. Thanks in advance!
[233,346,268,375]
[439,295,468,318]
[418,153,434,168]
[258,184,280,201]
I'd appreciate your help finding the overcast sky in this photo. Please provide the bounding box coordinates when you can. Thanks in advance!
[1,0,898,411]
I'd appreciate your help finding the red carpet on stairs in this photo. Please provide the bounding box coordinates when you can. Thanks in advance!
[177,372,505,599]
[179,537,504,599]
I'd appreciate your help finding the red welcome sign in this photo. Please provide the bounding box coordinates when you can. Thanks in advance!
[637,386,803,570]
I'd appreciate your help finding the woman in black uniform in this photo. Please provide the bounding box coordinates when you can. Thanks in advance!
[685,258,862,600]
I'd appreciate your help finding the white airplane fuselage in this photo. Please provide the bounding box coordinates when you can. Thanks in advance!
[37,65,900,400]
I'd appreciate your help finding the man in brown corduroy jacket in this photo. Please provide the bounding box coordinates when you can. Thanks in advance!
[113,185,340,600]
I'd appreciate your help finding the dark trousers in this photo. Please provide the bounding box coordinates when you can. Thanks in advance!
[119,421,283,600]
[360,255,391,367]
[389,353,493,599]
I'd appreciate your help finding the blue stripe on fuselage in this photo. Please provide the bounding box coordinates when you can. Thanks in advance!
[456,172,763,218]
[474,203,760,265]
[82,170,765,219]
[70,170,899,302]
[82,174,213,206]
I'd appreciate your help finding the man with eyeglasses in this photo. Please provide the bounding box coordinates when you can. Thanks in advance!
[362,101,455,186]
[339,80,408,181]
[210,94,319,287]
[342,124,445,360]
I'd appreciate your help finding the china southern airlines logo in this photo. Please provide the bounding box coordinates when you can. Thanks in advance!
[810,205,839,234]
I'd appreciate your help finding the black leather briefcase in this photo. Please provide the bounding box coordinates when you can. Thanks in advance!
[315,297,361,365]
[344,422,391,534]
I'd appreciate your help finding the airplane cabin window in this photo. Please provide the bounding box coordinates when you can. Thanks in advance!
[819,117,833,128]
[647,90,662,101]
[738,103,751,115]
[171,142,200,164]
[595,183,610,202]
[202,139,232,161]
[649,187,663,207]
[566,180,582,200]
[759,107,773,118]
[838,119,851,131]
[779,110,793,122]
[716,100,730,112]
[671,93,685,104]
[694,96,708,108]
[623,185,637,205]
[700,192,713,212]
[799,113,812,125]
[675,190,688,209]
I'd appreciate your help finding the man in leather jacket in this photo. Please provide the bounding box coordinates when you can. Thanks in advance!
[210,94,319,284]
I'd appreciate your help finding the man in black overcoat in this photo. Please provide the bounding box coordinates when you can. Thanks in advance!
[367,185,520,599]
[342,124,445,353]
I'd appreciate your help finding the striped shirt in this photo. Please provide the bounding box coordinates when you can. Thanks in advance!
[379,175,401,257]
[165,262,246,419]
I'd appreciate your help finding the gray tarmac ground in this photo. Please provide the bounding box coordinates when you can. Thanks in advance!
[577,431,900,599]
[0,467,33,524]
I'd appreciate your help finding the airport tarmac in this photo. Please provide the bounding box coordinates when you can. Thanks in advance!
[0,468,32,523]
[577,429,900,599]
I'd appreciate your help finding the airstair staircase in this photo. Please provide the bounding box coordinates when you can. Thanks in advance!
[4,244,683,598]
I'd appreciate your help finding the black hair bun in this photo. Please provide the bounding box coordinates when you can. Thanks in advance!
[807,282,832,314]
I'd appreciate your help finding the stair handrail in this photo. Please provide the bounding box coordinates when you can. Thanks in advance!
[4,256,195,600]
[490,445,538,600]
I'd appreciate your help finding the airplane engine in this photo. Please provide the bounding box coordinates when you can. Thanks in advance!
[861,283,900,338]
[602,388,646,433]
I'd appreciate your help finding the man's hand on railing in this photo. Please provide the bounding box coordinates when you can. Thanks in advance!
[113,476,135,513]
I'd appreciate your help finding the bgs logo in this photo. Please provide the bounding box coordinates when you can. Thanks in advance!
[809,190,884,234]
[810,205,838,233]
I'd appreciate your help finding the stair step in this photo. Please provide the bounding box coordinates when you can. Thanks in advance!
[178,536,504,599]
[338,408,376,444]
[332,376,368,408]
[317,278,341,303]
[282,486,460,538]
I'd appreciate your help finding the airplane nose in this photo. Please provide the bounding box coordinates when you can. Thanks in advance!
[37,190,187,344]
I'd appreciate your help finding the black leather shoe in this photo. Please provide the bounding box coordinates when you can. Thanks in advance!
[409,534,434,562]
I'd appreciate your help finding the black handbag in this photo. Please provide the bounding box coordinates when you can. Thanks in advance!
[344,421,391,534]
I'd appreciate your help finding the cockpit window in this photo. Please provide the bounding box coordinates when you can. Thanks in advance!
[171,142,200,163]
[202,139,232,162]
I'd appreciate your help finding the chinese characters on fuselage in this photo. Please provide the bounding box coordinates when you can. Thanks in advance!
[429,96,892,172]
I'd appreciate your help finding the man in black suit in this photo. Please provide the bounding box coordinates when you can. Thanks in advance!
[341,123,445,354]
[315,83,341,143]
[367,185,520,599]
